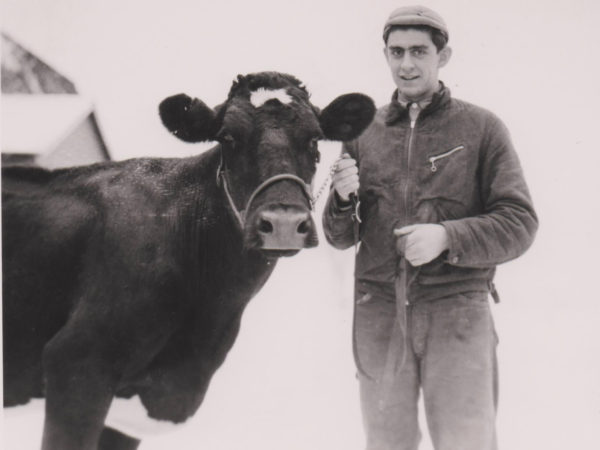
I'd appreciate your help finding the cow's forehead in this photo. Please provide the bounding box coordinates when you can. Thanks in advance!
[222,91,319,137]
[220,72,321,137]
[226,72,312,108]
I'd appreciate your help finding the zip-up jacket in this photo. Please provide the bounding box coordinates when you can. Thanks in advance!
[323,85,538,303]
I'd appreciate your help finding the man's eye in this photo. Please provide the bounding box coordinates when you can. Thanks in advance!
[412,49,426,57]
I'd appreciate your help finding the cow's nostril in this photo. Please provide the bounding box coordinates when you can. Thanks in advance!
[258,219,273,234]
[297,220,310,235]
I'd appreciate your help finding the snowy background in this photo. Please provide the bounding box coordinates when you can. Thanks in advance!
[2,0,600,449]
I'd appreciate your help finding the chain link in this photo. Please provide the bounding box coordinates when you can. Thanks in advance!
[310,162,338,207]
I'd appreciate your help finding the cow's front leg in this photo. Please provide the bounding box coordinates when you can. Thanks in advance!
[41,327,120,450]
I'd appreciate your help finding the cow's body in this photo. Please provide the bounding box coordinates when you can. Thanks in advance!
[3,153,274,419]
[2,72,375,449]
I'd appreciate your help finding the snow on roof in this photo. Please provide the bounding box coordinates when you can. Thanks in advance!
[1,94,93,154]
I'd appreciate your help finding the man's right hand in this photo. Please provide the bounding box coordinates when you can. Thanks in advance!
[332,153,359,202]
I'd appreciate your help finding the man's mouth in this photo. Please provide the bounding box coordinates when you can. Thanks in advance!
[401,75,419,81]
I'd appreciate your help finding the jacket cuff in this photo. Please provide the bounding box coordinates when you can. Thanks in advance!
[332,190,353,213]
[440,221,463,265]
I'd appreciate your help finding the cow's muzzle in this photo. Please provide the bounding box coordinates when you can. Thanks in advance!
[255,208,318,252]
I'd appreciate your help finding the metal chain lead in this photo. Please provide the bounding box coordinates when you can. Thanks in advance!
[311,157,361,255]
[311,158,361,226]
[310,162,338,207]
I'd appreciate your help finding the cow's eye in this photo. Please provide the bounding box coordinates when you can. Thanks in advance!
[308,137,321,163]
[217,131,236,147]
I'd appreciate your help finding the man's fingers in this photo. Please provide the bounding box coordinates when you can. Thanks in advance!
[333,154,359,201]
[332,166,358,182]
[335,153,357,172]
[333,169,358,184]
[335,158,357,172]
[394,225,418,236]
[404,238,418,251]
[404,247,435,267]
[403,250,424,267]
[333,165,359,194]
[336,179,359,192]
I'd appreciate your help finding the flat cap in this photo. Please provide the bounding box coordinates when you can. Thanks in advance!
[383,5,448,40]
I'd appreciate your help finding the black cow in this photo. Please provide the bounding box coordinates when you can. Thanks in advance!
[2,72,375,450]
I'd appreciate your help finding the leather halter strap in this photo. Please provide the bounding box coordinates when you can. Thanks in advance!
[216,155,314,229]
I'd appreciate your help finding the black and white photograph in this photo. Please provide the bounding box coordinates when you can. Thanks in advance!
[1,0,599,449]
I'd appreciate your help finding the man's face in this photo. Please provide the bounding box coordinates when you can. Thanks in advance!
[384,28,451,102]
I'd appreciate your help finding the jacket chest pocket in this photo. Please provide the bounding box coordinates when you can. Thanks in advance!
[417,144,470,206]
[428,145,465,172]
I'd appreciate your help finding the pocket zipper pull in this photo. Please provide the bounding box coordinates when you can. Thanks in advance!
[429,158,438,172]
[428,145,465,173]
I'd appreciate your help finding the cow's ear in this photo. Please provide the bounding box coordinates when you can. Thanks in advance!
[319,94,375,141]
[159,94,218,142]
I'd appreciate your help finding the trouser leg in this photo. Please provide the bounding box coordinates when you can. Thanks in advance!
[421,294,498,450]
[354,291,421,450]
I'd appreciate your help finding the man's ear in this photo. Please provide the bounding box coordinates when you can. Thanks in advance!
[319,93,376,141]
[159,94,218,142]
[438,46,452,69]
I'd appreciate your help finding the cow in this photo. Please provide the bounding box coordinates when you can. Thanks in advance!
[2,71,375,450]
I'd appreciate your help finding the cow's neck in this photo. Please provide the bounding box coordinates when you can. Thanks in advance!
[179,149,276,306]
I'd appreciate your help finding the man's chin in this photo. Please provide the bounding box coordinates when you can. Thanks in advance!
[397,87,426,102]
[396,82,437,103]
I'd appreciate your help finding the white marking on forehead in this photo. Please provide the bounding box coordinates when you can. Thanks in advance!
[250,88,293,108]
[104,395,189,439]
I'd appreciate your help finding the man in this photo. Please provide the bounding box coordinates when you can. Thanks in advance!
[323,5,538,450]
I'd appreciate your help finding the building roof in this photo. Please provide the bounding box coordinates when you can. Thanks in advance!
[1,33,110,163]
[1,32,77,94]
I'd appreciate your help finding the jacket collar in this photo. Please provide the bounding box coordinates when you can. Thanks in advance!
[385,81,451,126]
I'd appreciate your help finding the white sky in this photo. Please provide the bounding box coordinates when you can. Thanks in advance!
[2,0,600,449]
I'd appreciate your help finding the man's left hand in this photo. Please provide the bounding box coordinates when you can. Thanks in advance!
[393,224,449,266]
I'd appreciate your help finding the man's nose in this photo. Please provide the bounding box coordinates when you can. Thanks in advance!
[400,54,415,71]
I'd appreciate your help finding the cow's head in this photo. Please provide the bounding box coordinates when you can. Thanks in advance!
[159,72,375,257]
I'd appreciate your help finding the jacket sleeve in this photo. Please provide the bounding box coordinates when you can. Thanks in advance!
[441,115,538,268]
[322,140,359,250]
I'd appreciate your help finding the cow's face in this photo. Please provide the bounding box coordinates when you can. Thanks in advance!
[159,72,375,257]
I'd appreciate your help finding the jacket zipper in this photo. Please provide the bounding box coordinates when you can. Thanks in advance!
[402,113,418,306]
[404,116,417,226]
[428,145,465,172]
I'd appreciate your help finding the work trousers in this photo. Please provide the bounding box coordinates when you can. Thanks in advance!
[353,287,498,450]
